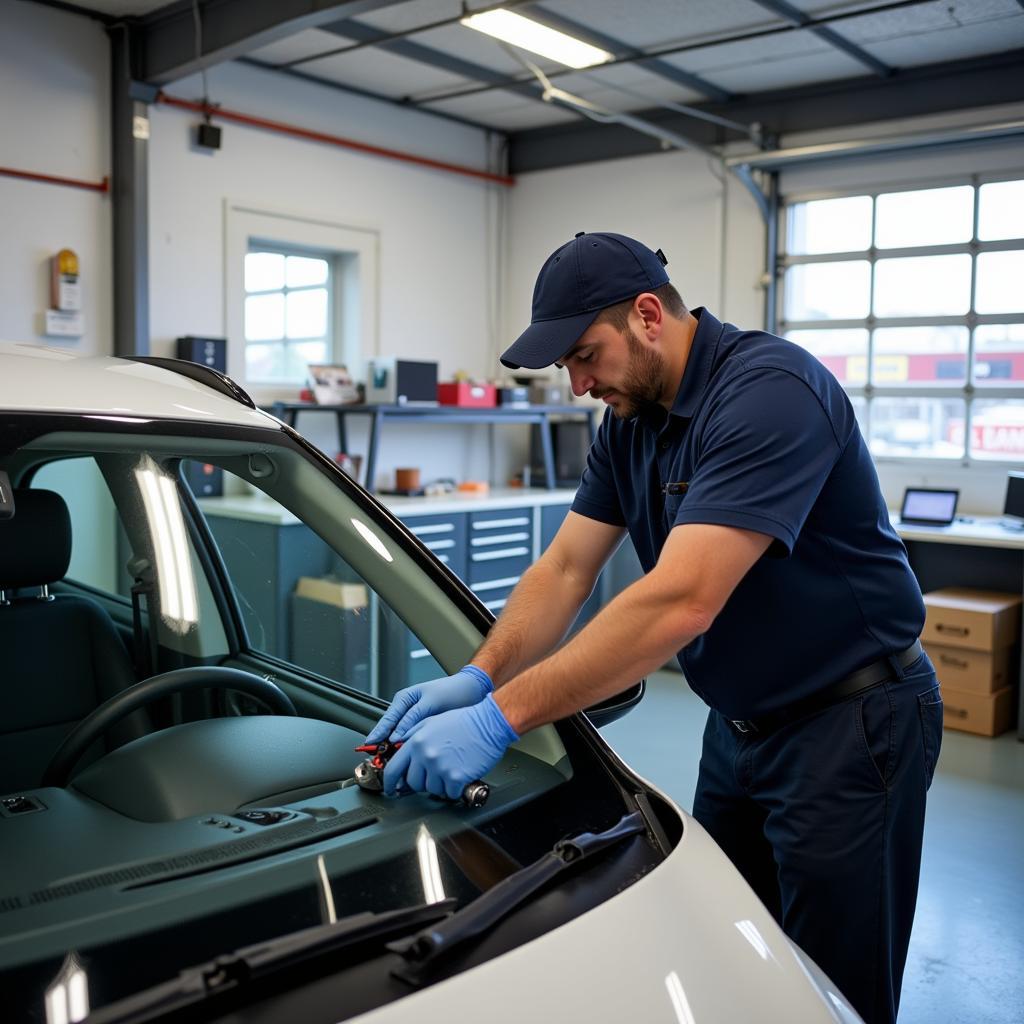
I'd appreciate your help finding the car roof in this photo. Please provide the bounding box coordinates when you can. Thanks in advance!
[0,343,280,431]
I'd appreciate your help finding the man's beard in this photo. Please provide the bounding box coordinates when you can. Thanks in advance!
[601,327,664,419]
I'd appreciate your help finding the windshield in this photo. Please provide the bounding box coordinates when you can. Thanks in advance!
[0,414,663,1024]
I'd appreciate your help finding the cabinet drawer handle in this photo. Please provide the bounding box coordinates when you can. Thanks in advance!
[484,598,508,612]
[471,575,520,592]
[471,532,530,547]
[410,648,432,660]
[410,523,455,536]
[936,624,969,637]
[437,554,450,565]
[472,517,530,530]
[424,538,456,551]
[939,653,969,669]
[471,547,529,562]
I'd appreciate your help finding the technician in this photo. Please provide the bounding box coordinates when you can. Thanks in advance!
[367,231,942,1024]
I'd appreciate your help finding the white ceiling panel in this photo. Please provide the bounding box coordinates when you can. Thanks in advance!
[836,0,1024,49]
[297,46,475,98]
[856,14,1024,67]
[555,66,709,108]
[672,31,868,93]
[246,28,356,67]
[536,0,784,50]
[356,0,498,34]
[423,91,579,131]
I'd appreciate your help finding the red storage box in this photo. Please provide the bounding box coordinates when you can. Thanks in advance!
[437,382,497,407]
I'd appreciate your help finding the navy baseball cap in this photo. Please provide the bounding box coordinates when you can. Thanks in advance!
[500,231,669,370]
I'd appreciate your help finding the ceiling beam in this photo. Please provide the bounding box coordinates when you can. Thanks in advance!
[749,0,891,76]
[136,0,408,85]
[508,48,1024,174]
[523,4,733,103]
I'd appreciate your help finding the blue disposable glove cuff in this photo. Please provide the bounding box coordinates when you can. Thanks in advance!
[477,693,519,745]
[459,663,493,694]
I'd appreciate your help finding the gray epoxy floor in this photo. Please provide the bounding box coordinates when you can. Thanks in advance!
[601,670,1024,1024]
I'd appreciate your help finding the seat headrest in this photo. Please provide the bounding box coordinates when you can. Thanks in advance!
[0,489,72,589]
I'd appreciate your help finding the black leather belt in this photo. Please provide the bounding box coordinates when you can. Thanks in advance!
[729,639,924,736]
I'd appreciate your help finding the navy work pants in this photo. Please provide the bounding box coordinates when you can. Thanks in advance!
[692,653,942,1024]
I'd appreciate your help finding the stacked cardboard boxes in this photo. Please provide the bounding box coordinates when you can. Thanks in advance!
[922,588,1022,737]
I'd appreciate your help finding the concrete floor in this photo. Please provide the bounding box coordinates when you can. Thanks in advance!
[601,670,1024,1024]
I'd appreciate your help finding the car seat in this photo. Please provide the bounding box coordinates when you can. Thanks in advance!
[0,488,150,793]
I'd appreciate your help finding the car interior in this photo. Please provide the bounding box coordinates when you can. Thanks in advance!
[0,422,672,1017]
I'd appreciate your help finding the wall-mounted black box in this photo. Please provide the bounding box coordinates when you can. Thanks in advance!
[176,336,226,373]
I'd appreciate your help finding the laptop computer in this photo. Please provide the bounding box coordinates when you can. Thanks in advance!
[900,487,959,526]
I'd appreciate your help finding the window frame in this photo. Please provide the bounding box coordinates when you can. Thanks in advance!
[778,170,1024,466]
[224,202,380,406]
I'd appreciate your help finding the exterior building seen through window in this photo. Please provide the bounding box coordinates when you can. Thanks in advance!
[780,177,1024,462]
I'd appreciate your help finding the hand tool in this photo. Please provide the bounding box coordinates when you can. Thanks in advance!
[353,742,490,807]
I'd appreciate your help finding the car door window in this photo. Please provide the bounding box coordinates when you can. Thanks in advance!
[187,463,442,700]
[31,457,122,596]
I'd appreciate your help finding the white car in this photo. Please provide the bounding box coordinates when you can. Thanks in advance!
[0,343,861,1024]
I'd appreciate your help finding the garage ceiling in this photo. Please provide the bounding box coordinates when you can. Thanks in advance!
[33,0,1024,170]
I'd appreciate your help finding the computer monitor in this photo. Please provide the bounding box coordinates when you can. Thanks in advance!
[900,487,959,526]
[1002,471,1024,528]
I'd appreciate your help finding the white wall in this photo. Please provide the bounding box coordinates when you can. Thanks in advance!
[148,62,507,490]
[0,0,111,355]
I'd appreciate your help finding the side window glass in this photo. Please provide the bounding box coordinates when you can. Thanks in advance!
[187,464,441,700]
[31,458,123,597]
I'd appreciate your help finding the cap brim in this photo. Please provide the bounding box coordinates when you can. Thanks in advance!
[499,309,600,370]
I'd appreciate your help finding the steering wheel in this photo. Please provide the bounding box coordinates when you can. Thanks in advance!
[43,667,297,788]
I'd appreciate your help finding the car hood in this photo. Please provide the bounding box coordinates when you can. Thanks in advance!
[352,805,861,1024]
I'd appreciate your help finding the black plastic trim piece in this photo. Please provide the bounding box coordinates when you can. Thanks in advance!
[126,357,257,409]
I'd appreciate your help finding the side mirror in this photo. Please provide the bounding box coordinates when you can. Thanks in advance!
[583,679,646,728]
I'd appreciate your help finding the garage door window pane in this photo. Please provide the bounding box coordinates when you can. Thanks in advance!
[975,252,1024,314]
[873,326,968,386]
[978,180,1024,241]
[787,196,872,255]
[875,186,973,248]
[873,255,971,317]
[974,324,1024,386]
[786,329,868,385]
[784,262,870,320]
[969,399,1024,460]
[868,397,965,458]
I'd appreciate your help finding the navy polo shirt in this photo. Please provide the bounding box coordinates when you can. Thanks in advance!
[571,308,925,719]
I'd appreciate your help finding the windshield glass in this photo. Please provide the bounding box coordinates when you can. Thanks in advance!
[0,416,653,1024]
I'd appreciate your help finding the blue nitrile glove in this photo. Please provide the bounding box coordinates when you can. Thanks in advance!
[364,664,493,745]
[382,695,519,801]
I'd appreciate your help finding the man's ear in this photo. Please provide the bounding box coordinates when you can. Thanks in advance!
[634,293,664,340]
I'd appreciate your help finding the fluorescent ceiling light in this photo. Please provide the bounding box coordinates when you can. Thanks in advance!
[461,10,612,69]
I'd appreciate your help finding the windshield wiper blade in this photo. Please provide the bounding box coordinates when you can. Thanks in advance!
[388,811,646,984]
[88,899,457,1024]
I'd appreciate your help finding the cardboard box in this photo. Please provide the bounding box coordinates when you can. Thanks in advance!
[921,588,1022,652]
[941,685,1017,737]
[925,642,1015,694]
[437,382,497,407]
[295,576,368,610]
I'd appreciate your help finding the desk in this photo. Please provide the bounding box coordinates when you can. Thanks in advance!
[892,514,1024,740]
[269,402,597,491]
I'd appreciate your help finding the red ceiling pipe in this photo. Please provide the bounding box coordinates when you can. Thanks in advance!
[156,93,515,187]
[0,167,109,193]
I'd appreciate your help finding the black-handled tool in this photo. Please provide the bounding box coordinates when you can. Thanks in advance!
[353,743,490,807]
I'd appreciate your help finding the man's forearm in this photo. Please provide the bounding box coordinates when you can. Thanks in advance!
[469,558,595,686]
[493,572,709,735]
